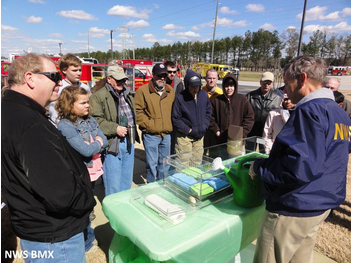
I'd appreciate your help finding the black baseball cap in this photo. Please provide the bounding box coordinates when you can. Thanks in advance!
[152,63,168,75]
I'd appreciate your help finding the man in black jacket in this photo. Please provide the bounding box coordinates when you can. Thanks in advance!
[2,53,95,262]
[246,72,282,138]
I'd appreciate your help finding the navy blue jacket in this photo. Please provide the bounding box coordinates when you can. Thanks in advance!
[172,89,211,139]
[254,88,351,217]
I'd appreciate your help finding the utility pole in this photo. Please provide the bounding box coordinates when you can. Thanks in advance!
[87,29,90,57]
[59,42,62,55]
[110,30,116,62]
[297,0,308,56]
[132,34,135,60]
[211,0,219,64]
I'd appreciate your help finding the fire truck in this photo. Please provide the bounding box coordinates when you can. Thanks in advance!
[328,66,350,76]
[4,54,153,92]
[192,62,239,79]
[80,62,152,92]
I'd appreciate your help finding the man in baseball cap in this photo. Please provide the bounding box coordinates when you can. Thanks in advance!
[172,69,211,165]
[90,63,139,196]
[134,63,175,183]
[246,71,282,144]
[260,71,274,82]
[152,63,168,76]
[107,65,128,81]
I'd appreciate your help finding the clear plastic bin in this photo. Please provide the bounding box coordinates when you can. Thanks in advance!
[163,137,266,204]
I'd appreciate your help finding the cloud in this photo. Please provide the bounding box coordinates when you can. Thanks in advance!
[324,11,340,20]
[285,26,297,31]
[218,18,249,27]
[57,10,98,21]
[246,4,265,12]
[107,5,151,19]
[111,39,133,45]
[304,22,351,34]
[162,24,184,30]
[341,7,351,17]
[79,27,110,38]
[117,26,128,32]
[50,33,63,38]
[72,40,87,44]
[259,23,277,30]
[166,30,200,40]
[219,6,238,15]
[141,33,173,43]
[28,0,45,3]
[25,15,43,23]
[197,18,249,29]
[153,4,160,9]
[118,32,132,38]
[1,25,18,31]
[125,20,149,29]
[297,6,341,21]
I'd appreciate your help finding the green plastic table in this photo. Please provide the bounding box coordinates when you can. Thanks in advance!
[103,182,265,263]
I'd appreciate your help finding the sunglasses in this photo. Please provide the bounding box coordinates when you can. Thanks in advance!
[157,74,168,79]
[262,81,272,85]
[168,71,177,74]
[112,77,127,83]
[32,71,62,84]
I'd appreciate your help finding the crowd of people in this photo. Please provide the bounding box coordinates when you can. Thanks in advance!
[1,53,350,262]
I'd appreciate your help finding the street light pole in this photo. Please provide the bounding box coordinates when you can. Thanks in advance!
[297,0,308,56]
[59,42,62,55]
[110,30,116,62]
[211,0,219,64]
[87,29,90,57]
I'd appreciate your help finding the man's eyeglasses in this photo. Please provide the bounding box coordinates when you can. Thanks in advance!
[32,72,62,84]
[325,86,337,90]
[168,71,177,74]
[157,74,168,79]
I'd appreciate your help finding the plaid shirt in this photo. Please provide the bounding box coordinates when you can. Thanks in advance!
[119,93,134,126]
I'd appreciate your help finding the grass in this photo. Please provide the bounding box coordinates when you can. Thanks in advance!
[238,70,285,87]
[238,71,264,82]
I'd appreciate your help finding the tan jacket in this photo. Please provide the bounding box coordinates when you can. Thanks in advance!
[135,81,175,136]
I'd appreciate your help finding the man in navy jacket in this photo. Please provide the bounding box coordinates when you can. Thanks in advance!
[250,56,351,263]
[172,69,211,164]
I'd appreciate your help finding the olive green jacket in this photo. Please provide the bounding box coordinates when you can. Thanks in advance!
[90,83,140,149]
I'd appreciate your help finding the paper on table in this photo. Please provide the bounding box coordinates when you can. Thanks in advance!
[145,194,186,224]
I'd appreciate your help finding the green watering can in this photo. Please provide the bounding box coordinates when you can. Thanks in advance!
[211,152,268,208]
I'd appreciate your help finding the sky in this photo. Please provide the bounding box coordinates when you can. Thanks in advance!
[1,0,351,59]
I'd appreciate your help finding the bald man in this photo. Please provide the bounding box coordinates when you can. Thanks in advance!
[324,77,351,117]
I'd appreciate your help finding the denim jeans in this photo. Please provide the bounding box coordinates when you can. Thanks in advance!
[103,138,135,196]
[84,222,95,251]
[142,133,171,183]
[20,232,85,263]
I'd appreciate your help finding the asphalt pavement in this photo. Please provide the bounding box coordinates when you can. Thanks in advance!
[203,75,351,94]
